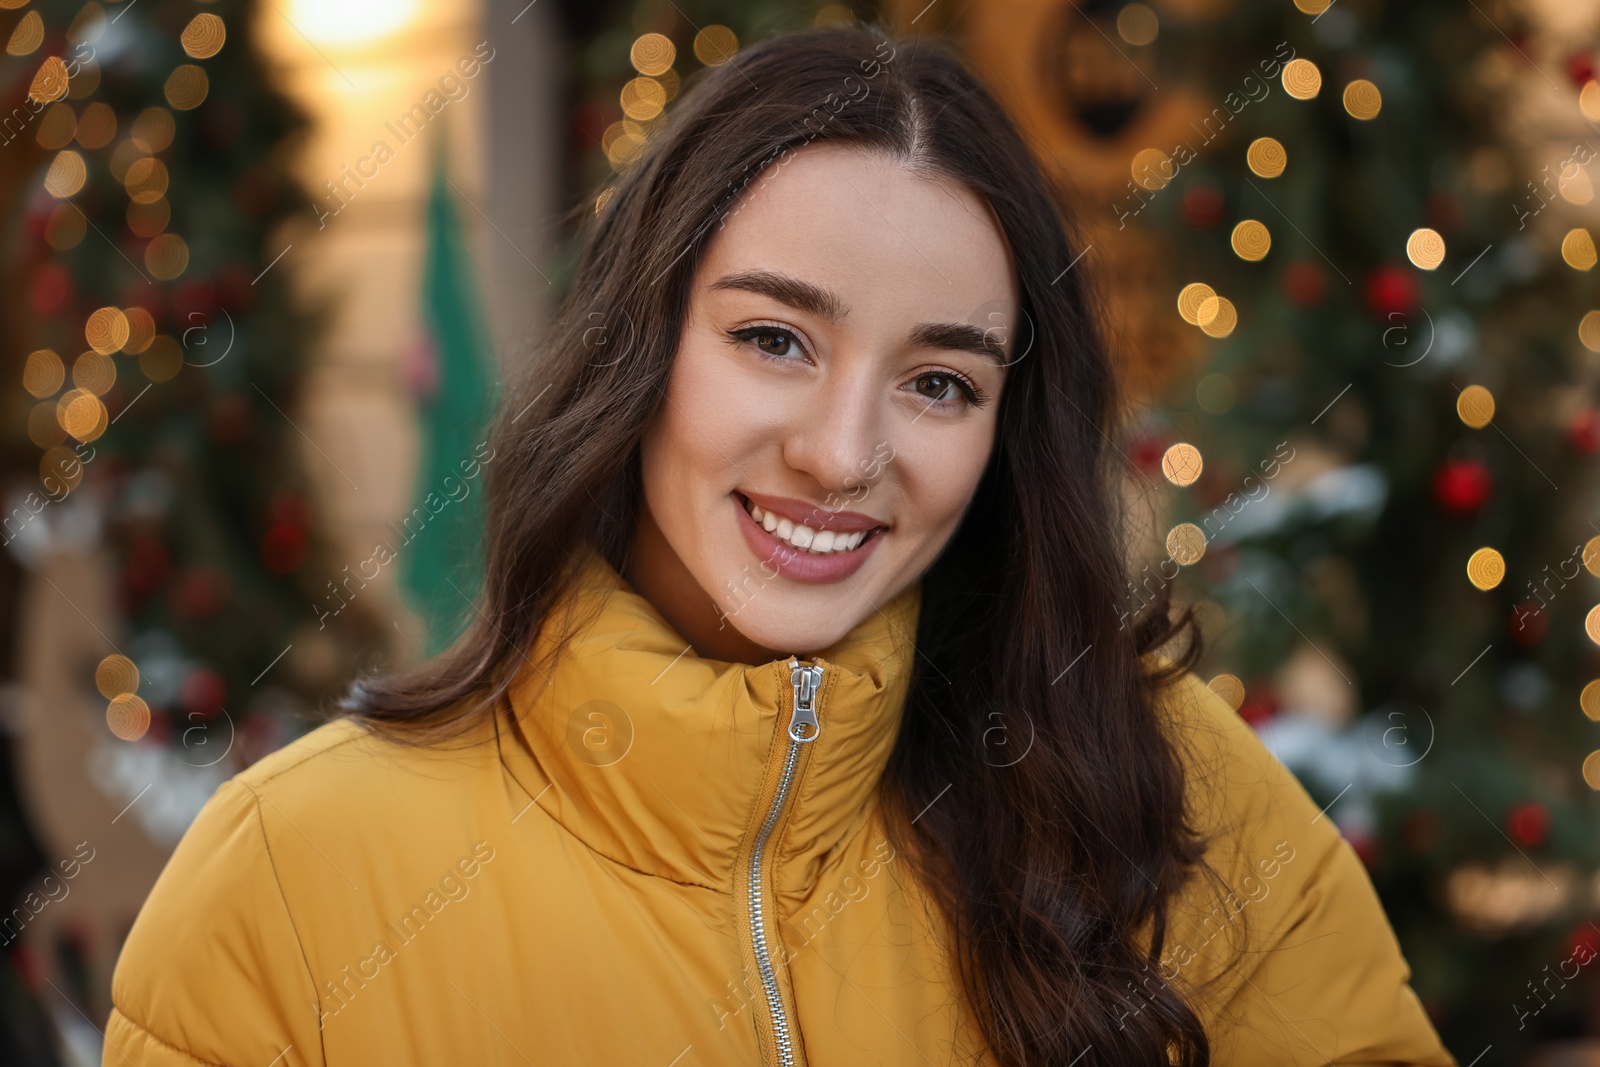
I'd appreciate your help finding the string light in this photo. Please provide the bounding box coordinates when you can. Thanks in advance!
[1343,79,1382,119]
[22,350,64,398]
[630,33,674,76]
[96,654,140,699]
[1581,680,1600,722]
[1247,137,1286,178]
[1231,219,1271,261]
[1563,229,1597,270]
[1282,59,1322,100]
[1161,443,1203,486]
[1466,547,1505,590]
[1407,228,1446,270]
[694,25,738,66]
[1177,282,1216,325]
[1456,385,1494,429]
[181,12,226,59]
[1166,523,1206,565]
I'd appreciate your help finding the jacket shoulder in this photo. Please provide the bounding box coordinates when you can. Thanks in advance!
[233,712,505,818]
[108,773,326,1066]
[234,714,372,786]
[106,714,508,1067]
[1149,667,1456,1066]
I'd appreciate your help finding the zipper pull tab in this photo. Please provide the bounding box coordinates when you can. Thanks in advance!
[788,658,822,743]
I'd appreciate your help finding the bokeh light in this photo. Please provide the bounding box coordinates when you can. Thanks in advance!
[1343,79,1382,119]
[1247,137,1286,178]
[1161,443,1203,486]
[1466,547,1505,590]
[1456,385,1494,429]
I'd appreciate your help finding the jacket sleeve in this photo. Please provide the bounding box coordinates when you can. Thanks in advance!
[104,778,327,1067]
[1158,671,1457,1067]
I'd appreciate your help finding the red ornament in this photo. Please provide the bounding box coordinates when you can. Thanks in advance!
[1567,923,1600,960]
[1567,409,1599,453]
[1567,54,1597,89]
[1506,802,1550,847]
[269,490,312,528]
[180,669,228,720]
[1129,433,1167,472]
[1510,600,1549,645]
[173,568,230,618]
[261,523,308,574]
[239,713,281,767]
[23,202,50,242]
[10,944,46,993]
[215,262,256,314]
[1181,183,1224,228]
[1364,265,1418,318]
[1283,259,1325,307]
[144,706,172,745]
[124,537,171,594]
[28,262,72,315]
[1431,458,1492,515]
[1343,824,1380,869]
[1237,681,1278,727]
[118,278,163,319]
[172,281,216,327]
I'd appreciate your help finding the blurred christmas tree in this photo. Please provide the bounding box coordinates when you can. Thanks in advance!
[1118,0,1600,1056]
[0,1,371,771]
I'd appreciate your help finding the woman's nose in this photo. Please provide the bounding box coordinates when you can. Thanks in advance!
[777,366,887,499]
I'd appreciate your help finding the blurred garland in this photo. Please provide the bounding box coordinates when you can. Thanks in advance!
[0,0,373,763]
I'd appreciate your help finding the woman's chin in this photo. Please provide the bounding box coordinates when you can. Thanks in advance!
[713,602,858,661]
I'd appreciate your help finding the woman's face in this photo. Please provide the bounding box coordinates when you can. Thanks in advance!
[632,143,1021,662]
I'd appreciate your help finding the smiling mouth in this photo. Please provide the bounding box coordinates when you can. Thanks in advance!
[736,493,889,556]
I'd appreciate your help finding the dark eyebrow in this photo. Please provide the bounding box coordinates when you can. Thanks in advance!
[709,269,847,323]
[707,269,1009,363]
[906,321,1008,363]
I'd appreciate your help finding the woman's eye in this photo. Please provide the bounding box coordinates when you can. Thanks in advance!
[731,326,803,359]
[915,373,970,405]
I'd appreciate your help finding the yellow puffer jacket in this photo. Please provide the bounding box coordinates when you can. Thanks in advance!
[104,547,1456,1066]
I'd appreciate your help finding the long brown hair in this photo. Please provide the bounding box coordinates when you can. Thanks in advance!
[341,23,1212,1067]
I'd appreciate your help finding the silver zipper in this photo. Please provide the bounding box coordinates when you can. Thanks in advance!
[747,657,824,1067]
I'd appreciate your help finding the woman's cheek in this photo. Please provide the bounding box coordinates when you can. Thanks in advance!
[896,417,995,550]
[673,331,789,460]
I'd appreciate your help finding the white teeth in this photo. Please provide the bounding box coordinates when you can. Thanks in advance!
[744,499,876,555]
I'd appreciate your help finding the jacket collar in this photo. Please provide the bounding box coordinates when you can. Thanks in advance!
[500,546,922,894]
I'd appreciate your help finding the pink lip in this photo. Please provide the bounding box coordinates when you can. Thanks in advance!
[738,489,886,533]
[731,492,887,585]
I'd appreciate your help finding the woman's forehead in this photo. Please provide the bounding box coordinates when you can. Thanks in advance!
[697,143,1020,333]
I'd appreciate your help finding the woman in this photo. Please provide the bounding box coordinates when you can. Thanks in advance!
[104,24,1456,1067]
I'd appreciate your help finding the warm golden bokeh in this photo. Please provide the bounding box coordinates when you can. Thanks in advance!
[1466,547,1505,591]
[1161,443,1203,487]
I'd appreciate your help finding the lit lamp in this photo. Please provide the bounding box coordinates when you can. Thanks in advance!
[287,0,420,47]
